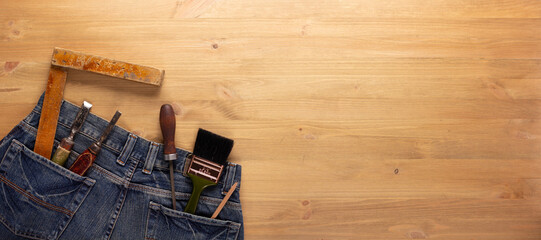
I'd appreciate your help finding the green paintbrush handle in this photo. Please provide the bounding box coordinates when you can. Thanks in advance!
[185,173,217,214]
[51,146,71,166]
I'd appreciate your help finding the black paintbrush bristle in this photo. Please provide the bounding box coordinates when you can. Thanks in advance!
[193,128,234,165]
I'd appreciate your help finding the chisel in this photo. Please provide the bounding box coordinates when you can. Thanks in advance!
[51,101,92,166]
[160,104,177,210]
[69,111,121,176]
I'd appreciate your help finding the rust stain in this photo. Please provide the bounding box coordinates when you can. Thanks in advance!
[4,61,19,73]
[51,48,163,86]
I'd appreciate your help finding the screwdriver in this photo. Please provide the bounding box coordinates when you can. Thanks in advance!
[69,111,121,176]
[51,101,92,166]
[160,104,177,210]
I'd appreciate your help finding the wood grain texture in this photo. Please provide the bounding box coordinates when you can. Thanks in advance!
[1,0,540,239]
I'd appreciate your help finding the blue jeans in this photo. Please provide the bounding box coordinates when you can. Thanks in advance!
[0,94,243,240]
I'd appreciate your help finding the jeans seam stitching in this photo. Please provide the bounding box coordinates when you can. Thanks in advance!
[0,213,49,239]
[145,202,152,239]
[105,187,129,240]
[0,175,73,215]
[56,181,95,239]
[156,203,241,227]
[0,139,13,166]
[91,165,242,208]
[91,165,124,185]
[11,140,92,183]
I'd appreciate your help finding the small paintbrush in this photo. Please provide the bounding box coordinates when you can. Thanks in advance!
[184,128,234,214]
[51,101,92,166]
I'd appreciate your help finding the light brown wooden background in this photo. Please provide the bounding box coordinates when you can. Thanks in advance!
[1,0,541,239]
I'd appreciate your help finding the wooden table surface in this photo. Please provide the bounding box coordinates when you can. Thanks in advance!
[1,1,541,239]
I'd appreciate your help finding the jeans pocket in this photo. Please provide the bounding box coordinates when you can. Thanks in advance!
[0,139,95,240]
[146,201,241,240]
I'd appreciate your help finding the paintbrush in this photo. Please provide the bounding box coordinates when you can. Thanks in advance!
[51,101,92,166]
[184,128,234,214]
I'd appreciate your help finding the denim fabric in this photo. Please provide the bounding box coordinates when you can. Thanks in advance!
[0,94,243,240]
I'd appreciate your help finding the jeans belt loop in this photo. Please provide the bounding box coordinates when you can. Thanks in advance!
[142,142,159,175]
[116,133,137,166]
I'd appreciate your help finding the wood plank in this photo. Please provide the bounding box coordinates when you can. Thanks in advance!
[1,60,540,102]
[244,199,541,239]
[1,19,540,59]
[1,0,541,18]
[2,116,539,160]
[0,98,539,121]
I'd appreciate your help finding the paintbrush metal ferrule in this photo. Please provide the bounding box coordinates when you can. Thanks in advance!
[164,153,177,161]
[187,155,224,183]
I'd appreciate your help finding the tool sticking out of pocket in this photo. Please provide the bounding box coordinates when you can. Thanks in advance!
[211,181,238,219]
[69,111,121,176]
[184,129,234,214]
[51,101,92,166]
[159,104,178,210]
[34,47,164,160]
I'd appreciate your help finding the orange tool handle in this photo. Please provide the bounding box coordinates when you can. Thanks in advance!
[69,148,96,176]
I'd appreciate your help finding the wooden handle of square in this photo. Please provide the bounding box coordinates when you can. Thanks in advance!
[34,67,67,159]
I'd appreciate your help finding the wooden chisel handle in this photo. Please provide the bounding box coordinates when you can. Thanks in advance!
[160,104,176,156]
[160,104,177,210]
[69,148,96,175]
